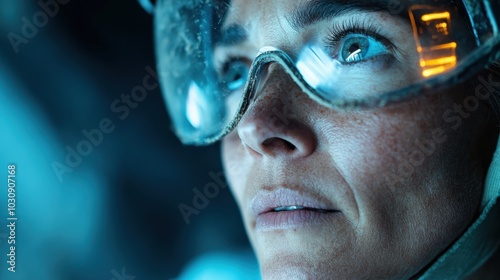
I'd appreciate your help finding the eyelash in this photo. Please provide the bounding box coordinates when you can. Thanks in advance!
[325,18,395,54]
[214,44,251,70]
[215,55,247,76]
[216,19,396,71]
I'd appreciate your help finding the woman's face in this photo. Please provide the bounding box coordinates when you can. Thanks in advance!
[221,0,490,279]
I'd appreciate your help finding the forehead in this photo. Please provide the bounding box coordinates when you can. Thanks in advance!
[225,0,304,20]
[222,0,400,25]
[219,0,403,47]
[223,0,305,45]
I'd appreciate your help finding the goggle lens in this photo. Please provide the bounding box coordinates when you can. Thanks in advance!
[153,0,500,145]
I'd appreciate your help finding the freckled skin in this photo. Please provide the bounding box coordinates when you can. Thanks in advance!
[219,1,497,279]
[224,72,491,279]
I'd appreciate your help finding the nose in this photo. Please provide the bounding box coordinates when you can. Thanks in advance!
[236,64,317,158]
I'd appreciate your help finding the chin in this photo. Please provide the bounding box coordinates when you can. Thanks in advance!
[260,259,322,280]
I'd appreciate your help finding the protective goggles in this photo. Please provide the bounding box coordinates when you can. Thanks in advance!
[141,0,500,145]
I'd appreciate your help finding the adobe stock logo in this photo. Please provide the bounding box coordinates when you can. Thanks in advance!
[111,267,135,280]
[178,171,229,225]
[51,66,159,182]
[7,0,71,54]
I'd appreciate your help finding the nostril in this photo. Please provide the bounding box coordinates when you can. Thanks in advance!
[262,138,297,152]
[284,141,297,151]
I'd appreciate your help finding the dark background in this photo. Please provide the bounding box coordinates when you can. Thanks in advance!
[0,0,252,279]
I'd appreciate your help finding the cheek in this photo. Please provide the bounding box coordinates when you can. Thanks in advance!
[319,94,481,244]
[221,132,249,207]
[318,97,452,213]
[317,107,430,191]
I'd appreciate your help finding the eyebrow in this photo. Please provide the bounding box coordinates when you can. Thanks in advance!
[289,0,402,30]
[218,24,247,46]
[218,0,407,45]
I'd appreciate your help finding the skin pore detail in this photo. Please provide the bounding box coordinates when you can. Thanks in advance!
[219,0,495,279]
[223,71,489,278]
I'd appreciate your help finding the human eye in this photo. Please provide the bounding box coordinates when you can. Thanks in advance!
[325,19,395,65]
[215,55,250,93]
[337,34,390,63]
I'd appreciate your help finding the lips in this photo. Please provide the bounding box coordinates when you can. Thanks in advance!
[250,187,340,230]
[273,205,334,212]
